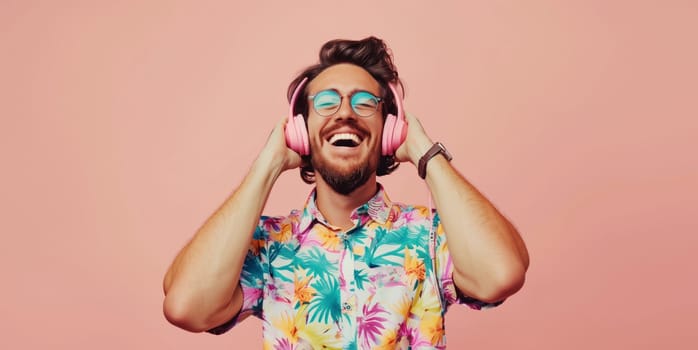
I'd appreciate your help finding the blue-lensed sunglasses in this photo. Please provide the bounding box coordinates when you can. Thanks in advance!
[308,89,382,117]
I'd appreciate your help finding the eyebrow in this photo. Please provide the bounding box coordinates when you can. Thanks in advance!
[309,88,380,96]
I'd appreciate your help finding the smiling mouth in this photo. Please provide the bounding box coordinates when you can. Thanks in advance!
[328,133,362,148]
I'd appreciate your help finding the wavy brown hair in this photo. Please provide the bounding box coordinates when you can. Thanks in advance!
[287,36,404,184]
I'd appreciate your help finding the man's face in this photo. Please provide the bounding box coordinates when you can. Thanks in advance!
[306,63,384,195]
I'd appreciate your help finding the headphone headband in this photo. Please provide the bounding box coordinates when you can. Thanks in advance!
[289,77,308,118]
[388,82,404,121]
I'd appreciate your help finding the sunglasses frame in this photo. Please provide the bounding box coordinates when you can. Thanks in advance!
[307,89,383,118]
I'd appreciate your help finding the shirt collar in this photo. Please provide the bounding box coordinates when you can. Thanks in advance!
[297,183,393,233]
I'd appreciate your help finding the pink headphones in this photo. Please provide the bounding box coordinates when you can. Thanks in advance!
[285,77,407,156]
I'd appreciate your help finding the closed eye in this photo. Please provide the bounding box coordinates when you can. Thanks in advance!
[351,92,379,110]
[312,91,341,109]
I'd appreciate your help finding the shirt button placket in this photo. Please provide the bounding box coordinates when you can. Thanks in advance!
[338,233,357,341]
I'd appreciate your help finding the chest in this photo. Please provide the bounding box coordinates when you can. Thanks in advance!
[263,224,440,341]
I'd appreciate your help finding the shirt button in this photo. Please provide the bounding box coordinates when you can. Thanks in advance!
[342,302,352,311]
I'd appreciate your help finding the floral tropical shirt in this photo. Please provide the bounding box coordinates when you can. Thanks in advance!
[209,185,501,349]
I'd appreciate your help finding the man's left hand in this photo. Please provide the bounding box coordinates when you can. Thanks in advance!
[394,112,437,166]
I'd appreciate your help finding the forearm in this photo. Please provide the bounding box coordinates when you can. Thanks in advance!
[163,154,283,331]
[424,156,529,302]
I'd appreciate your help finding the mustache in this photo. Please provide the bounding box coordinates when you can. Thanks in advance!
[321,120,370,138]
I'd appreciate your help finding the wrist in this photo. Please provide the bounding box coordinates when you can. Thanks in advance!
[252,150,285,181]
[418,142,453,179]
[407,136,434,165]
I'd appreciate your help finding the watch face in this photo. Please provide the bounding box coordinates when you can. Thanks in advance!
[436,142,453,161]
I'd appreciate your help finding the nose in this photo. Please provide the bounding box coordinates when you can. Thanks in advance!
[335,96,357,120]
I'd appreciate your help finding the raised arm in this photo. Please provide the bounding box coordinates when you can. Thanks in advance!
[162,117,301,332]
[395,113,529,303]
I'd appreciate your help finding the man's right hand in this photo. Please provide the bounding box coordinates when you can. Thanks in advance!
[256,116,303,174]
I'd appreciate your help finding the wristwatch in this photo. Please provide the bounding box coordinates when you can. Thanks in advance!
[418,142,453,179]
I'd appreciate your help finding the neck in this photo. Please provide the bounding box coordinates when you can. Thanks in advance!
[315,176,378,230]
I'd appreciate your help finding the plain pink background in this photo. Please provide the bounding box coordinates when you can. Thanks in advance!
[2,1,696,349]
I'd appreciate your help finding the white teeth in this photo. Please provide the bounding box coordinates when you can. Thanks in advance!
[328,133,361,145]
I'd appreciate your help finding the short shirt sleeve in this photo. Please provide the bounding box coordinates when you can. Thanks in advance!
[433,211,505,310]
[207,220,270,334]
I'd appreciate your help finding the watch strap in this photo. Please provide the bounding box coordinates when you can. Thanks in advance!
[418,142,453,179]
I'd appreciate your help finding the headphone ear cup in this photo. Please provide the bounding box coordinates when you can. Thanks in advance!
[383,82,407,156]
[295,114,309,155]
[284,114,297,152]
[285,114,310,155]
[382,113,407,156]
[286,77,310,156]
[391,116,407,154]
[382,113,397,156]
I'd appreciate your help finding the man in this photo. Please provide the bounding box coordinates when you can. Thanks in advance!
[163,37,529,349]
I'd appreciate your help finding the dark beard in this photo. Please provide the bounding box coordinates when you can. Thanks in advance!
[312,157,375,195]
